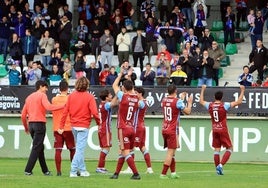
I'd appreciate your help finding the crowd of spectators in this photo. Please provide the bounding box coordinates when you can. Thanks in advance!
[0,0,268,87]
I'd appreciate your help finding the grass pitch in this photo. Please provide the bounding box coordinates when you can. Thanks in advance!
[1,158,268,188]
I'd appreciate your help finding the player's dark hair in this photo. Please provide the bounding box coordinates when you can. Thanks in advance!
[123,80,133,91]
[215,91,223,100]
[167,84,177,95]
[59,80,68,92]
[35,80,48,90]
[99,89,110,101]
[135,87,145,96]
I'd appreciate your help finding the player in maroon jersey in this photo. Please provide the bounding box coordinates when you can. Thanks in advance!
[96,89,118,174]
[199,85,245,175]
[121,86,153,174]
[110,66,145,180]
[160,84,193,179]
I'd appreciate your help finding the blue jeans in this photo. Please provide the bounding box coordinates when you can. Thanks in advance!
[182,8,193,28]
[42,55,52,69]
[198,76,213,86]
[250,34,263,50]
[71,128,89,173]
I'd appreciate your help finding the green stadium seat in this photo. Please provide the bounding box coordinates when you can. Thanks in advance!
[0,64,8,77]
[190,79,198,87]
[217,32,225,43]
[237,21,249,31]
[0,54,4,64]
[210,32,218,41]
[211,21,223,31]
[220,55,230,67]
[225,43,238,55]
[218,67,223,78]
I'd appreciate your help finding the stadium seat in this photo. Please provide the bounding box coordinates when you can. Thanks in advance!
[237,21,249,31]
[85,55,96,68]
[210,32,218,41]
[0,54,4,64]
[150,55,158,66]
[190,79,198,87]
[218,67,223,78]
[225,43,238,55]
[0,64,8,77]
[220,55,230,67]
[211,21,223,31]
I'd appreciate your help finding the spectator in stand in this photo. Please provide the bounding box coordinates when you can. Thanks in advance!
[220,0,231,22]
[184,41,194,57]
[169,63,187,86]
[106,66,118,85]
[117,0,135,30]
[170,52,180,74]
[136,0,143,22]
[223,6,235,47]
[184,28,198,51]
[196,50,214,86]
[48,18,60,42]
[26,61,42,86]
[77,19,89,42]
[145,17,159,57]
[193,2,207,40]
[158,0,172,22]
[0,16,11,61]
[58,14,72,56]
[236,0,247,29]
[63,56,72,81]
[178,49,195,86]
[252,79,262,87]
[250,10,268,50]
[6,59,21,86]
[89,16,104,58]
[140,0,156,19]
[262,3,268,33]
[39,30,55,69]
[180,0,194,29]
[32,17,45,45]
[74,50,86,79]
[22,28,38,66]
[116,26,131,66]
[100,28,114,67]
[199,28,214,51]
[78,0,95,28]
[208,41,226,86]
[13,11,27,38]
[249,40,268,81]
[155,52,170,86]
[262,75,268,87]
[140,63,155,86]
[192,46,202,80]
[0,0,12,18]
[247,9,256,36]
[238,65,253,87]
[169,5,185,28]
[9,33,23,74]
[40,2,51,28]
[49,64,63,86]
[63,4,73,22]
[95,0,110,15]
[110,8,123,24]
[156,44,172,62]
[84,57,102,85]
[111,15,123,55]
[160,28,182,55]
[99,64,110,86]
[51,41,61,59]
[49,51,64,73]
[22,2,34,29]
[132,27,147,72]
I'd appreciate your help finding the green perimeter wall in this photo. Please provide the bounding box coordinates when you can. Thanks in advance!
[0,116,268,162]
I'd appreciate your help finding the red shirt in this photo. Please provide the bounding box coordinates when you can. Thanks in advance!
[161,96,184,134]
[60,91,100,129]
[21,91,64,131]
[117,92,139,129]
[98,101,112,134]
[208,102,228,133]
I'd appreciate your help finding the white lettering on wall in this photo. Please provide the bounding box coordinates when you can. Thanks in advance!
[242,128,261,152]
